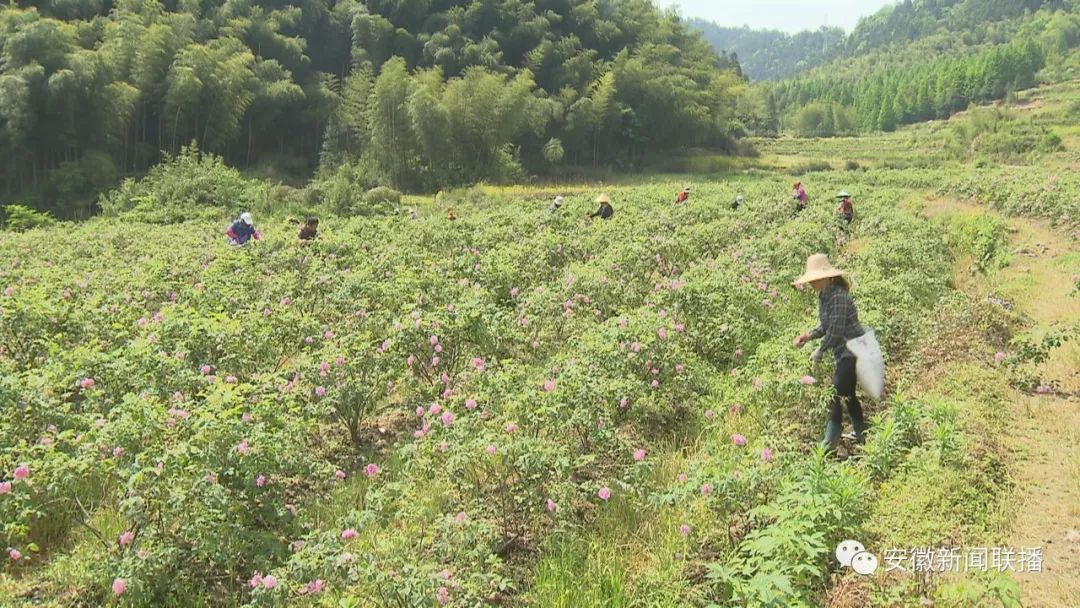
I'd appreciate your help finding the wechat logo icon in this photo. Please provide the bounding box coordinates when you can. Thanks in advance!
[836,540,878,576]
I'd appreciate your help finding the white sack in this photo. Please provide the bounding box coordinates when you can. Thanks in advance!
[846,329,885,401]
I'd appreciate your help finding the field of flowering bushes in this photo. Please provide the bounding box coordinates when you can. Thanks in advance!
[1,167,1015,607]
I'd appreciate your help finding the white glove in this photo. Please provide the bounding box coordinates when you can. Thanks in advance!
[810,347,823,364]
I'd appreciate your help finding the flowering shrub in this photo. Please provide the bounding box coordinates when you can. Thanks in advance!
[0,175,965,605]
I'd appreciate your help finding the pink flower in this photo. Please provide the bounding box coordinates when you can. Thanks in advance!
[206,473,218,484]
[0,481,11,494]
[630,341,641,353]
[285,503,297,515]
[429,335,439,346]
[407,354,416,366]
[441,411,455,426]
[735,348,743,357]
[510,287,520,297]
[732,434,747,447]
[994,351,1006,363]
[546,499,557,513]
[415,406,425,417]
[2,287,12,297]
[675,323,686,333]
[341,528,358,540]
[531,340,540,349]
[280,297,291,306]
[249,573,263,588]
[432,356,441,367]
[504,422,519,433]
[39,436,53,446]
[465,398,478,410]
[675,364,685,374]
[262,575,278,589]
[364,463,379,478]
[335,469,346,480]
[650,379,659,389]
[9,548,21,561]
[485,445,497,456]
[429,403,442,416]
[761,447,774,463]
[800,375,816,385]
[472,357,486,372]
[119,531,134,546]
[677,473,687,483]
[679,524,691,536]
[236,440,250,455]
[434,344,443,353]
[336,356,346,366]
[324,331,334,340]
[80,378,95,390]
[112,578,126,596]
[304,336,314,344]
[315,386,326,397]
[319,361,330,376]
[112,447,125,458]
[633,449,646,461]
[543,379,556,392]
[455,511,469,523]
[729,403,743,415]
[598,487,611,501]
[304,579,325,594]
[619,397,628,408]
[700,483,713,496]
[242,412,254,423]
[437,586,450,606]
[658,327,668,340]
[618,318,628,327]
[704,409,715,420]
[13,465,29,480]
[752,377,763,390]
[201,365,213,376]
[440,372,450,384]
[256,475,267,487]
[224,375,238,384]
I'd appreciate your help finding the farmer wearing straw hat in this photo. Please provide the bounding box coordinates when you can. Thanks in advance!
[793,254,867,449]
[675,186,690,205]
[836,191,854,224]
[226,212,259,246]
[590,194,614,220]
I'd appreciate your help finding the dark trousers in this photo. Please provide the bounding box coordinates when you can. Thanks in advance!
[822,356,865,448]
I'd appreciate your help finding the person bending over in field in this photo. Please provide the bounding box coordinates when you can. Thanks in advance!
[226,212,260,246]
[548,196,565,214]
[793,254,867,450]
[731,194,744,210]
[298,217,319,241]
[836,191,854,225]
[792,181,808,213]
[675,186,690,205]
[447,208,457,221]
[590,194,614,220]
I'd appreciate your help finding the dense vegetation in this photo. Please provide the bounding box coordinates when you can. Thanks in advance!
[773,1,1080,135]
[687,21,845,81]
[0,0,744,212]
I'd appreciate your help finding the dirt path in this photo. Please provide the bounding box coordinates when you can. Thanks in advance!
[921,198,1080,607]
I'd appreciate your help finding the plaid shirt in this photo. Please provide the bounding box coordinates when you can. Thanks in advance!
[809,283,864,360]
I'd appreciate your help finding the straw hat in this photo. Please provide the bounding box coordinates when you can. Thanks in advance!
[836,191,851,199]
[595,194,611,204]
[554,196,564,205]
[240,212,253,225]
[794,254,846,286]
[683,186,691,193]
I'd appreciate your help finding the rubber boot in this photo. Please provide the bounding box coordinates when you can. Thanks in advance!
[821,419,842,451]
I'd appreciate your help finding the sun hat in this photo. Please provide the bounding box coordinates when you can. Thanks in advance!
[240,212,253,225]
[736,195,744,203]
[683,186,691,193]
[836,191,851,199]
[595,194,611,204]
[554,196,564,205]
[794,254,846,286]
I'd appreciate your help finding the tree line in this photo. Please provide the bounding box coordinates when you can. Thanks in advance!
[0,0,747,211]
[773,2,1080,136]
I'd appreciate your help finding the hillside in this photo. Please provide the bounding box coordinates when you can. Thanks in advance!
[687,20,845,81]
[0,0,745,212]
